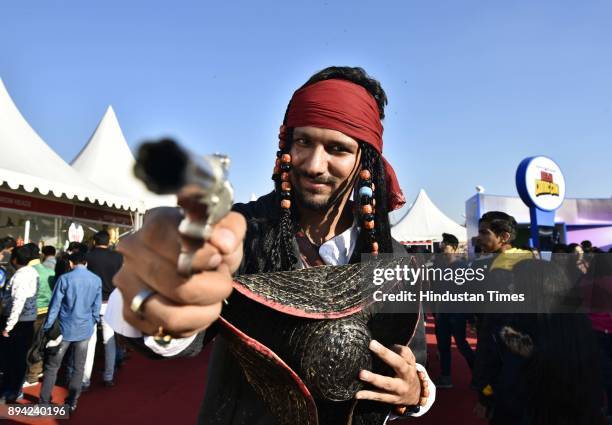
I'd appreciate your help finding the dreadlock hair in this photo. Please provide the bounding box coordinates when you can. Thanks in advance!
[348,142,393,263]
[268,66,394,271]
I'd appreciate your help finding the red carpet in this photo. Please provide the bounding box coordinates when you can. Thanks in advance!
[7,318,485,425]
[404,319,486,425]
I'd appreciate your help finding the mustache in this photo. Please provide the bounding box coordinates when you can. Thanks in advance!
[293,169,335,185]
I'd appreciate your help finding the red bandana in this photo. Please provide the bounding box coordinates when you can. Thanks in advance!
[285,79,405,211]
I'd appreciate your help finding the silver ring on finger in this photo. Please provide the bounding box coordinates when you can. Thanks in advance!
[177,251,196,277]
[130,288,156,317]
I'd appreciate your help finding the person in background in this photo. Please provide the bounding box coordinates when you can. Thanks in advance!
[0,237,17,385]
[566,243,589,285]
[471,212,532,419]
[433,233,475,389]
[24,246,57,386]
[40,246,57,272]
[489,260,603,425]
[39,251,101,412]
[82,231,123,388]
[55,242,88,278]
[0,237,17,284]
[581,253,612,423]
[0,244,39,403]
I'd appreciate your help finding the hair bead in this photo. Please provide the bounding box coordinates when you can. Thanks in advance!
[281,199,291,209]
[281,182,292,191]
[371,241,379,252]
[281,172,290,182]
[359,169,371,180]
[281,153,291,163]
[280,163,291,171]
[364,220,375,230]
[359,186,373,198]
[361,204,373,215]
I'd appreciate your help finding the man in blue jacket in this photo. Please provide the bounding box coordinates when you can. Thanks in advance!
[39,251,101,411]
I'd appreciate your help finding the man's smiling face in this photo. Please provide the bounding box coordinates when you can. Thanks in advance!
[289,126,361,211]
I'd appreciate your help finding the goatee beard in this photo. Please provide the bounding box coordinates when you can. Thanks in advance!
[292,187,334,211]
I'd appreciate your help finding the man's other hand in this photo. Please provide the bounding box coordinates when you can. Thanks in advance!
[355,340,428,407]
[114,207,246,338]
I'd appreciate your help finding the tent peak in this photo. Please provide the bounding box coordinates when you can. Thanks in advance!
[416,188,429,200]
[103,104,116,117]
[70,105,175,209]
[73,105,132,165]
[391,188,467,243]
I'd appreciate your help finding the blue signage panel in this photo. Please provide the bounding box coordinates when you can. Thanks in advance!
[515,156,566,250]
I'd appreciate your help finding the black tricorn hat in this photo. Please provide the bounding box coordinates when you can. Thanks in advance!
[219,257,422,425]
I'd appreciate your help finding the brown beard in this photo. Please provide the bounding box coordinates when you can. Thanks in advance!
[292,183,340,211]
[290,168,343,211]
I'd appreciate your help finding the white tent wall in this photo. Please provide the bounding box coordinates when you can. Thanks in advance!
[0,78,142,212]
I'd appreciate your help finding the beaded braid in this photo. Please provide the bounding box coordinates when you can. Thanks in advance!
[269,125,300,271]
[356,166,378,254]
[350,143,394,262]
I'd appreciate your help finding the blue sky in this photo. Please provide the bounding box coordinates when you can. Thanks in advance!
[1,1,610,222]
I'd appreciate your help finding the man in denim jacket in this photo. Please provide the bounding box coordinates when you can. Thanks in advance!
[39,251,101,411]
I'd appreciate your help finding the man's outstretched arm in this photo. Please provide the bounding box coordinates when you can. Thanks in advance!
[109,206,245,351]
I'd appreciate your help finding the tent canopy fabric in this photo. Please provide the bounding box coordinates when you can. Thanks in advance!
[0,78,141,212]
[71,106,175,210]
[391,189,467,243]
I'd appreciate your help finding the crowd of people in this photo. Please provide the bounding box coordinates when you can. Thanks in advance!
[0,231,123,411]
[428,211,612,425]
[1,214,610,423]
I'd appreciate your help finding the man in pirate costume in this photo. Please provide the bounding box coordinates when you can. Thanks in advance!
[106,66,436,424]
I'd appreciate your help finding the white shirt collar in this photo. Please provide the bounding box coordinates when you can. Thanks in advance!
[317,223,359,266]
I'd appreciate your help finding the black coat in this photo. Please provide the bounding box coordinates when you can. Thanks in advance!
[87,247,123,301]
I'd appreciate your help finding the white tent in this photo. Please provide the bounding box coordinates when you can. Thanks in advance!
[0,78,140,211]
[391,189,467,244]
[71,106,175,210]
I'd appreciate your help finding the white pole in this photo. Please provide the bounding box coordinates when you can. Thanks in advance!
[24,219,31,243]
